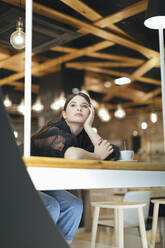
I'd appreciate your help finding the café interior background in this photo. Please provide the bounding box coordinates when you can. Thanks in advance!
[0,0,164,161]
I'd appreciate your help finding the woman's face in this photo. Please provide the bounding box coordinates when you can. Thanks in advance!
[62,95,90,124]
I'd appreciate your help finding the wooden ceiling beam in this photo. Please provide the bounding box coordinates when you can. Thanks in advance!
[60,0,157,58]
[32,41,114,74]
[6,81,39,94]
[61,0,133,40]
[3,0,158,59]
[94,0,148,28]
[66,61,144,68]
[66,63,161,86]
[53,46,146,64]
[88,52,146,64]
[131,57,159,81]
[0,41,113,85]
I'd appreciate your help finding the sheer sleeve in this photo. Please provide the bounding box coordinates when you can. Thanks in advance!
[31,123,78,157]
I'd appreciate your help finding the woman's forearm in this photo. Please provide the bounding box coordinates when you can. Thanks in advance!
[64,147,99,160]
[84,125,101,146]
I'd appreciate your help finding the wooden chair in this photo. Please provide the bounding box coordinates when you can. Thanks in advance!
[150,199,165,248]
[91,191,150,248]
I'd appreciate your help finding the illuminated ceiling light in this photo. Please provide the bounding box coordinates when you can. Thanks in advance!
[3,95,12,107]
[141,122,148,130]
[150,112,158,123]
[133,130,138,136]
[50,93,65,111]
[114,77,131,85]
[92,127,97,133]
[17,99,25,115]
[98,105,111,122]
[104,81,111,88]
[114,105,126,119]
[10,17,25,50]
[14,131,18,139]
[144,0,165,29]
[72,88,80,94]
[32,97,44,112]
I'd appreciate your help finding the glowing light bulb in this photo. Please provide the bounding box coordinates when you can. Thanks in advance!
[150,112,158,123]
[32,98,44,112]
[141,122,148,130]
[3,95,12,107]
[114,105,126,119]
[98,106,111,122]
[17,99,25,115]
[10,17,25,50]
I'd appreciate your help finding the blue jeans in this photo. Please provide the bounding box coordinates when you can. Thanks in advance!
[39,190,83,243]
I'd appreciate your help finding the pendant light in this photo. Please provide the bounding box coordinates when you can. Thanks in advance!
[50,93,65,111]
[10,17,25,50]
[144,0,165,150]
[32,97,44,112]
[114,105,126,119]
[3,95,12,108]
[150,112,158,123]
[98,105,111,122]
[17,99,25,115]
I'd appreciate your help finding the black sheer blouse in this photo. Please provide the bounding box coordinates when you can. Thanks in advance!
[31,120,120,160]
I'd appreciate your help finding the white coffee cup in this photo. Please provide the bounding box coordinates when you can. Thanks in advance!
[119,150,134,161]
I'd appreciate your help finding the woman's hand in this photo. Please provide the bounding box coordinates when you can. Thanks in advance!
[84,105,95,129]
[94,139,114,160]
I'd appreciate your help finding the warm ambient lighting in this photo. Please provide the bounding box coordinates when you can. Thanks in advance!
[3,95,12,107]
[114,105,126,119]
[150,112,158,123]
[144,0,165,29]
[114,77,131,85]
[32,97,44,112]
[50,93,65,111]
[14,131,18,139]
[17,99,25,115]
[10,17,25,50]
[98,105,111,122]
[104,81,111,88]
[141,122,148,130]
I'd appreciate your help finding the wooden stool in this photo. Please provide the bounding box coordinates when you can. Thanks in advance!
[91,201,148,248]
[150,199,165,248]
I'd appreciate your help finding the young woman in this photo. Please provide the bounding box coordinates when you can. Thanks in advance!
[31,92,120,243]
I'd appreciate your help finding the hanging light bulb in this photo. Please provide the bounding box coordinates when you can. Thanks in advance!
[50,93,65,111]
[150,112,158,123]
[98,105,111,122]
[141,122,148,130]
[3,95,12,107]
[17,99,25,115]
[10,17,25,49]
[32,97,44,112]
[114,105,126,119]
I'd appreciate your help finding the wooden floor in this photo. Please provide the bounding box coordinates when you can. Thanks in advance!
[71,227,115,248]
[71,227,161,248]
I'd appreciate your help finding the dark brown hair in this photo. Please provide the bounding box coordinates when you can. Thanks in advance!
[63,92,91,111]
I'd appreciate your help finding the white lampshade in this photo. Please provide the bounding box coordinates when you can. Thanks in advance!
[114,77,131,85]
[144,0,165,29]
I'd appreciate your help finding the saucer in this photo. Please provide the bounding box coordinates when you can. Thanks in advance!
[117,160,137,162]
